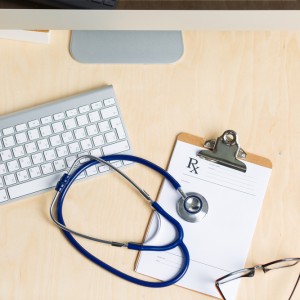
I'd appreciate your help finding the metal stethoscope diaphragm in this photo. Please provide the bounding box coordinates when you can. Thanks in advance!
[177,192,208,223]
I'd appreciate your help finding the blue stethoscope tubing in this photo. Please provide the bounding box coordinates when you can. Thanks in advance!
[54,154,190,288]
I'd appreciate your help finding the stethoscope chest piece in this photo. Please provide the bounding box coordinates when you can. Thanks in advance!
[177,192,208,223]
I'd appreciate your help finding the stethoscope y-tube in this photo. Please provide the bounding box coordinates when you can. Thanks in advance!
[51,154,190,287]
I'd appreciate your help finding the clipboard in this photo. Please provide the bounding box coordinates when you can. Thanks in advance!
[135,130,272,299]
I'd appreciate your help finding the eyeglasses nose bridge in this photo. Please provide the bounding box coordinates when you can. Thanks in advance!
[254,264,267,273]
[254,265,263,269]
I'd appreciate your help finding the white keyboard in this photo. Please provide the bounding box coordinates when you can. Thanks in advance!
[0,86,132,204]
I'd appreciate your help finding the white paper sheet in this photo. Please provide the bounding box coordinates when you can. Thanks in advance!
[135,140,272,299]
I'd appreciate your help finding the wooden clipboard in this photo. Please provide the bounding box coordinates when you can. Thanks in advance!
[135,130,273,299]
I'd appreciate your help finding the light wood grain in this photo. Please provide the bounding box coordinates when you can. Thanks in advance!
[0,30,299,300]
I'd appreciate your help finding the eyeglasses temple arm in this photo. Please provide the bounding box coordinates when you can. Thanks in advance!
[289,273,300,300]
[215,281,227,300]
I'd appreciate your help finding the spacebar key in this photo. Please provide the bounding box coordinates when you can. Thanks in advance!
[8,173,64,199]
[102,140,130,155]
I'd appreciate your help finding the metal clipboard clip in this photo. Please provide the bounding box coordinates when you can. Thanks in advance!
[197,130,247,172]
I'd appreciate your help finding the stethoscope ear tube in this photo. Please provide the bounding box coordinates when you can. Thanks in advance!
[52,154,190,287]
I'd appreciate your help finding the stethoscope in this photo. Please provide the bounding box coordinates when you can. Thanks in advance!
[50,154,208,288]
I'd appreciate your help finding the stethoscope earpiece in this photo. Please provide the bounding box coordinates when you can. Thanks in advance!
[177,192,208,223]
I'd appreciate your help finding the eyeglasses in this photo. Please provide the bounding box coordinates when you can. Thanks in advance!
[215,258,300,300]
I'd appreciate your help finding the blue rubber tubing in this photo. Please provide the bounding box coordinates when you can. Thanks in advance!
[55,154,190,288]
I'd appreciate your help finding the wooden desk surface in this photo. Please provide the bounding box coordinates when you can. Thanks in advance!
[0,31,299,300]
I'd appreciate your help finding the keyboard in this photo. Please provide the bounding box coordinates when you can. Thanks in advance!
[0,85,131,204]
[29,0,118,9]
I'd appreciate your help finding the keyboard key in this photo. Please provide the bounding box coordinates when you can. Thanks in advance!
[93,135,104,147]
[115,125,126,139]
[50,135,62,147]
[12,146,25,158]
[37,139,50,151]
[111,117,126,139]
[62,131,74,143]
[88,111,101,123]
[4,174,17,186]
[0,164,6,175]
[101,106,118,119]
[104,97,115,106]
[16,123,27,132]
[44,149,56,161]
[66,156,77,167]
[79,152,89,163]
[91,101,102,110]
[105,131,117,143]
[86,165,98,176]
[32,153,44,165]
[77,171,86,179]
[76,115,89,126]
[7,160,19,172]
[3,127,14,136]
[28,129,40,141]
[74,128,86,140]
[15,132,28,144]
[79,105,90,113]
[90,148,102,157]
[56,146,68,158]
[110,117,122,127]
[25,142,37,154]
[0,178,4,188]
[3,136,15,148]
[40,125,52,137]
[112,161,122,168]
[0,149,13,161]
[16,170,29,182]
[81,138,93,151]
[19,157,32,168]
[68,142,81,154]
[99,165,109,173]
[28,119,40,128]
[86,124,98,136]
[41,115,52,124]
[123,160,134,166]
[52,122,64,133]
[65,118,76,130]
[98,121,110,132]
[53,112,65,121]
[0,189,8,202]
[54,159,66,171]
[41,163,54,175]
[102,140,129,155]
[66,109,78,117]
[8,172,64,199]
[29,166,42,178]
